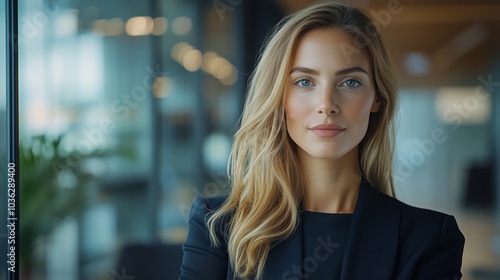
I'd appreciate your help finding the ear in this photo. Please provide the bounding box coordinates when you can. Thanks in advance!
[371,95,382,113]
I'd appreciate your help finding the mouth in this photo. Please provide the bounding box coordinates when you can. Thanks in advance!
[309,123,346,138]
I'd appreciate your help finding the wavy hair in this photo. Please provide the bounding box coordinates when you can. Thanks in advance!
[207,1,398,278]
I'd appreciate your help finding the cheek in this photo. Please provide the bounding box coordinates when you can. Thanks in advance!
[343,96,375,122]
[284,94,308,123]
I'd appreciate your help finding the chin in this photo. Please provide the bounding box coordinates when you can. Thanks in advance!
[303,148,352,160]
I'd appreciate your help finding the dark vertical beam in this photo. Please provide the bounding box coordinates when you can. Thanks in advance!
[193,1,207,194]
[149,0,162,241]
[231,2,246,115]
[493,53,500,255]
[241,0,283,90]
[6,0,19,279]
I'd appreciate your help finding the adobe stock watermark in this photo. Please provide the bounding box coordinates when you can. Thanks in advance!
[282,235,340,280]
[442,74,499,129]
[110,267,135,280]
[393,73,499,183]
[51,65,169,183]
[393,128,447,184]
[179,170,231,223]
[212,0,244,21]
[12,0,70,49]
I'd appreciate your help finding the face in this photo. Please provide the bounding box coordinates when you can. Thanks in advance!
[284,28,380,161]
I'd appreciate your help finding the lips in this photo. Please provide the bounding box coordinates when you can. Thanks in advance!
[309,123,346,138]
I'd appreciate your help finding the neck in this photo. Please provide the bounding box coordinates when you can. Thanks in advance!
[299,147,361,214]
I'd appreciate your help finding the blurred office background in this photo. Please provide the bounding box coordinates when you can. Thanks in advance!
[0,0,499,279]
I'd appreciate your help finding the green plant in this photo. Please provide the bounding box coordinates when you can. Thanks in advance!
[19,134,113,270]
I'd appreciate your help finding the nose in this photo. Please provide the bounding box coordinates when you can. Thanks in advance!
[316,88,338,115]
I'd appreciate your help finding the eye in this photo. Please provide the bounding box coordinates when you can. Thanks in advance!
[293,77,313,87]
[341,78,362,88]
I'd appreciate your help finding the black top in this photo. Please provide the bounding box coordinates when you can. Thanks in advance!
[301,211,352,279]
[180,180,465,280]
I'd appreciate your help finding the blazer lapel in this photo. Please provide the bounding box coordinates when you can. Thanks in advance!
[263,213,304,279]
[340,180,401,280]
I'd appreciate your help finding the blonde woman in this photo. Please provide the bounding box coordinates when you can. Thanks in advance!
[180,1,464,279]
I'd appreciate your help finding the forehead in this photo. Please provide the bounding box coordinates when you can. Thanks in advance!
[291,28,371,72]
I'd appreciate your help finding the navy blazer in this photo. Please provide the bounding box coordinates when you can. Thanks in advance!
[180,181,465,279]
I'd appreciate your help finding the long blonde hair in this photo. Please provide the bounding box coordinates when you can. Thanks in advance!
[207,1,398,278]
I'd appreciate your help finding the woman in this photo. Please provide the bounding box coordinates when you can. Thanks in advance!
[180,1,465,279]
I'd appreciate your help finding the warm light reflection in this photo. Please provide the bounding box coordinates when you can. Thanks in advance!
[126,16,154,36]
[202,52,218,73]
[92,19,107,35]
[172,46,238,83]
[106,18,124,36]
[220,66,238,85]
[152,17,168,36]
[171,42,193,62]
[25,103,70,136]
[172,17,192,35]
[208,57,228,76]
[92,18,124,36]
[215,63,233,80]
[153,77,173,98]
[92,16,169,37]
[25,103,52,134]
[182,49,202,72]
[435,87,491,125]
[201,51,238,85]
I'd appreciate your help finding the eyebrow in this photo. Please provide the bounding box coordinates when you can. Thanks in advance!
[289,66,369,76]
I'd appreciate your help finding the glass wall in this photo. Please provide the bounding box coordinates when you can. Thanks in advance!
[0,0,8,277]
[3,0,499,279]
[14,0,247,279]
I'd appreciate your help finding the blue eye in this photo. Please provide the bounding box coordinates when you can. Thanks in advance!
[342,79,362,88]
[294,78,312,87]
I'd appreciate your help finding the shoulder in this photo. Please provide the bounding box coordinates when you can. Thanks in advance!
[366,185,460,230]
[187,195,230,241]
[189,195,228,217]
[181,196,231,279]
[364,187,464,277]
[369,187,464,255]
[385,193,462,238]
